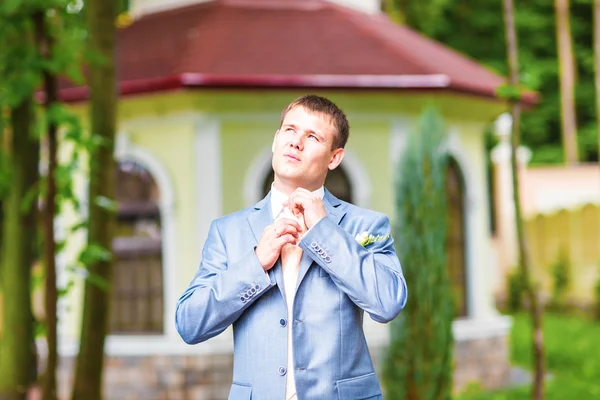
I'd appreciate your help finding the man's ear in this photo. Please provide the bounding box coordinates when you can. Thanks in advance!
[272,130,279,153]
[328,148,345,170]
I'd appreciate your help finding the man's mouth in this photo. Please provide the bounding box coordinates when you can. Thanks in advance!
[284,153,301,162]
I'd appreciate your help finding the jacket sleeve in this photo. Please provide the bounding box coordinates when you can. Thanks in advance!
[175,219,275,344]
[299,215,407,323]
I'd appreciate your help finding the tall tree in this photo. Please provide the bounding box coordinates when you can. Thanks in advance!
[555,0,579,164]
[33,9,59,400]
[594,0,600,161]
[71,0,117,397]
[382,109,454,400]
[0,100,40,400]
[502,0,546,399]
[0,4,42,399]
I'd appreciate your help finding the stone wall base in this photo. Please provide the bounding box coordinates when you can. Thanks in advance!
[56,353,233,400]
[453,334,511,392]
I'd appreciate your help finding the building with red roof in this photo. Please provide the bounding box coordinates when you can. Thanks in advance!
[56,0,522,397]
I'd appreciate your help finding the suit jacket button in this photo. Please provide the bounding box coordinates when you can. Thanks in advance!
[240,297,246,302]
[325,256,332,263]
[310,242,318,249]
[278,366,286,376]
[255,284,261,290]
[279,318,287,327]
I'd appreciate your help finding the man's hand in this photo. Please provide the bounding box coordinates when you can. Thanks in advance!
[286,188,327,229]
[255,218,302,271]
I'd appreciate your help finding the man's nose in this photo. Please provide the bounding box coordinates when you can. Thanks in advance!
[289,135,303,150]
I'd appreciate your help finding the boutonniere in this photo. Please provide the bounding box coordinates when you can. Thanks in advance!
[355,231,390,247]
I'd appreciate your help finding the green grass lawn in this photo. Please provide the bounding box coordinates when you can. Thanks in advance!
[456,312,600,399]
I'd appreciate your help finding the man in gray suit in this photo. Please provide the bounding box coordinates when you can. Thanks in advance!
[176,95,407,399]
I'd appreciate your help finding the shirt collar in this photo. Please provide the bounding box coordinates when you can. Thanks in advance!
[270,183,325,219]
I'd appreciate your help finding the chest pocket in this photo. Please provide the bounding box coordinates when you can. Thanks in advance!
[336,372,382,399]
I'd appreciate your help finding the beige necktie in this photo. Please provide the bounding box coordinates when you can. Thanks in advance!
[276,207,306,400]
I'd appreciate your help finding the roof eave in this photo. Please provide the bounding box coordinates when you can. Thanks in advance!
[58,73,538,106]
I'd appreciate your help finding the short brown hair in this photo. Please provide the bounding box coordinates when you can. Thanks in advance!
[279,95,350,150]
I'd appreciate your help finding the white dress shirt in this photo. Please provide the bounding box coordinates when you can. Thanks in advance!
[270,184,324,400]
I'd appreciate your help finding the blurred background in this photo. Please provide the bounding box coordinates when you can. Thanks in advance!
[0,0,599,399]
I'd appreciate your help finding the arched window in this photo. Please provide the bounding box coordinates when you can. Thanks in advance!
[110,161,163,334]
[445,158,468,317]
[261,166,353,203]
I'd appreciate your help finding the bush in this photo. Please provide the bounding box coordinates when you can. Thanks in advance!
[506,267,524,312]
[381,108,454,400]
[548,249,571,311]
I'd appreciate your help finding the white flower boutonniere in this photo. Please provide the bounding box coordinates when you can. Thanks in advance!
[355,231,390,247]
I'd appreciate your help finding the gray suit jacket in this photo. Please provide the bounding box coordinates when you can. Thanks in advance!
[176,190,407,399]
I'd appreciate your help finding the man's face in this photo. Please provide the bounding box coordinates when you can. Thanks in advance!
[272,105,344,191]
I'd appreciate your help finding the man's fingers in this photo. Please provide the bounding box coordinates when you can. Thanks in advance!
[277,233,297,247]
[274,225,299,239]
[276,217,302,232]
[288,190,313,209]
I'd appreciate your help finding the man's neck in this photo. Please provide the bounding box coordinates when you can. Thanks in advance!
[272,179,322,196]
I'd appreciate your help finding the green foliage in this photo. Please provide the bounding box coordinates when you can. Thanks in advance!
[496,83,526,102]
[0,1,88,260]
[458,313,600,399]
[382,108,454,400]
[548,248,571,311]
[384,0,453,36]
[79,243,112,266]
[594,268,600,321]
[506,267,524,313]
[93,195,117,213]
[387,0,600,163]
[511,312,600,397]
[67,264,110,292]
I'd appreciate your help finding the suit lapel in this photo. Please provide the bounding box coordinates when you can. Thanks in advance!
[247,193,286,300]
[296,189,347,290]
[323,189,346,226]
[248,193,273,243]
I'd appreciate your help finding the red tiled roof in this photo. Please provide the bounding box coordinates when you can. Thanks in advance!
[60,0,537,104]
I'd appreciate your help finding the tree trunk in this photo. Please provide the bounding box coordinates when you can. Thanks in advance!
[594,0,600,162]
[70,0,117,398]
[556,0,579,164]
[34,9,59,400]
[0,98,40,400]
[502,0,546,399]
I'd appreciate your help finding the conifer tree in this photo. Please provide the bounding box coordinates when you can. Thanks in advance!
[382,108,454,400]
